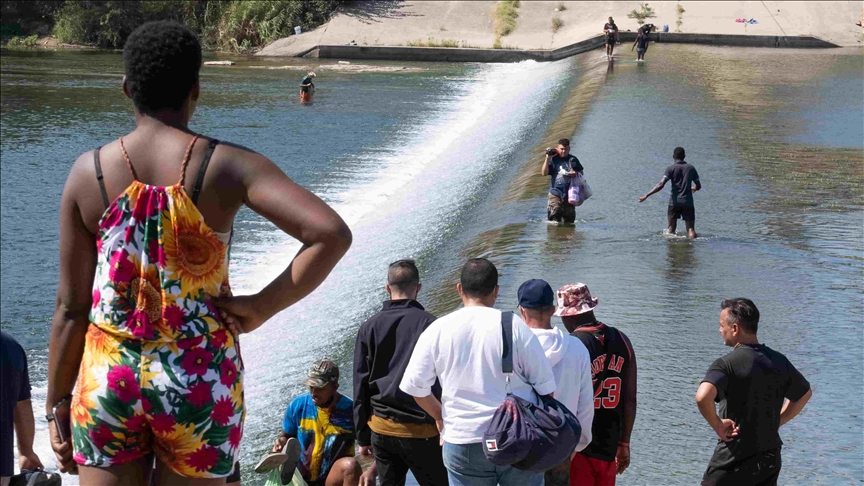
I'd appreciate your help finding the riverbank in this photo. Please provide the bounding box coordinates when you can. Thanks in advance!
[257,1,864,58]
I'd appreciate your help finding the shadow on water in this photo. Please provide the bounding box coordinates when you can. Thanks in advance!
[542,223,585,266]
[662,239,698,283]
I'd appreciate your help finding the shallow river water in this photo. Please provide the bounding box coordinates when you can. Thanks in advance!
[1,44,862,485]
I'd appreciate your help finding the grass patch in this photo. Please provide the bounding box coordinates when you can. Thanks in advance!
[5,35,39,47]
[406,38,476,48]
[627,2,656,26]
[551,16,564,33]
[675,4,685,32]
[493,0,520,38]
[556,2,567,11]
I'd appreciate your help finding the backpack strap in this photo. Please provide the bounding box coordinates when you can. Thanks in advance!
[501,311,514,374]
[93,147,109,209]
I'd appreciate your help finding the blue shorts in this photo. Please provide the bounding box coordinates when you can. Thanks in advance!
[637,47,646,53]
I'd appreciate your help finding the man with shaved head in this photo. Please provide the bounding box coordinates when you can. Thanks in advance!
[353,260,448,486]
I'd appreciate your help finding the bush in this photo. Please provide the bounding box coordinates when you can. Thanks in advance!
[50,0,345,51]
[627,2,656,25]
[493,0,520,37]
[556,2,566,11]
[5,34,39,46]
[406,38,462,48]
[551,16,564,33]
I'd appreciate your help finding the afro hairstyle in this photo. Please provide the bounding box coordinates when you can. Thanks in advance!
[123,21,202,114]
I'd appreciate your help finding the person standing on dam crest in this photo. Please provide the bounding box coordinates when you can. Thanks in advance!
[696,299,812,486]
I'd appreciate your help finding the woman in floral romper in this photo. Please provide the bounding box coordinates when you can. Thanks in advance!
[45,21,352,486]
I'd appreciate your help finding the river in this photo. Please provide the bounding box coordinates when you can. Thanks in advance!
[1,44,862,485]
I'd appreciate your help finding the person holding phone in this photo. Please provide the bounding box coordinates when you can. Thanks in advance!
[541,138,583,224]
[1,331,44,486]
[45,21,352,485]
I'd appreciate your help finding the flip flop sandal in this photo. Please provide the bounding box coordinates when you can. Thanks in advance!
[279,437,303,485]
[254,448,289,474]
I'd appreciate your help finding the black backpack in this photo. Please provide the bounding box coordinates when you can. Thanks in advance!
[481,312,582,471]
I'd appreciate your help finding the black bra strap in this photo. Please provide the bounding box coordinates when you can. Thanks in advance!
[93,147,109,208]
[191,139,219,205]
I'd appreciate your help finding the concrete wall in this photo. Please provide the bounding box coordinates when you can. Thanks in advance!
[313,33,837,63]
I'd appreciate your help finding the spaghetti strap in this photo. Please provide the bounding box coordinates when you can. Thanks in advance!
[177,135,200,186]
[118,137,139,180]
[93,147,110,208]
[191,139,219,205]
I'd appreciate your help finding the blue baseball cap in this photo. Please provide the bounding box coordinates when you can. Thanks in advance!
[517,279,555,308]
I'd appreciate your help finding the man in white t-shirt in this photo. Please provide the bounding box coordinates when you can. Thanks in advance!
[516,279,594,486]
[399,258,555,486]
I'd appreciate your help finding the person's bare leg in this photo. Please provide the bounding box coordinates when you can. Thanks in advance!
[152,459,228,486]
[78,457,153,486]
[325,457,362,486]
[667,216,677,235]
[685,220,697,239]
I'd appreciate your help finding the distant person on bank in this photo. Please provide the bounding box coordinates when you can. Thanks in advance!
[301,72,316,103]
[353,259,448,486]
[273,359,376,486]
[516,280,595,486]
[603,17,619,57]
[1,331,45,486]
[45,20,352,485]
[696,299,812,486]
[541,138,584,224]
[638,146,701,238]
[400,258,556,486]
[559,283,637,486]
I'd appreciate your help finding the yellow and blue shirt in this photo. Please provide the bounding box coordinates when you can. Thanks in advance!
[282,394,356,483]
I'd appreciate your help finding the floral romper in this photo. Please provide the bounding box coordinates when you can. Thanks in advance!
[71,136,244,478]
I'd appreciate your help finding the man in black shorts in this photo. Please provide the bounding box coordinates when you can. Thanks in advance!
[695,299,812,486]
[603,17,618,57]
[638,146,701,238]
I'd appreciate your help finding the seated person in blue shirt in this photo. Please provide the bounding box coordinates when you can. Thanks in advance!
[273,358,376,486]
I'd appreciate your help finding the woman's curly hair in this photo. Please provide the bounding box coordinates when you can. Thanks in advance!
[123,21,201,114]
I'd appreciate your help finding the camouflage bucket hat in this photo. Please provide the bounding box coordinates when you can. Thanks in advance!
[553,283,599,317]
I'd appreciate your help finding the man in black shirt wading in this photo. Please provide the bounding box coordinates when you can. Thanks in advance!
[695,299,812,486]
[541,138,584,224]
[639,146,701,238]
[353,260,448,486]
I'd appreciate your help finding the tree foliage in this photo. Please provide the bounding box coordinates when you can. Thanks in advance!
[7,0,345,50]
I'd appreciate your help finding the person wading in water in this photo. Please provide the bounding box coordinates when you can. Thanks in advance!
[45,21,352,486]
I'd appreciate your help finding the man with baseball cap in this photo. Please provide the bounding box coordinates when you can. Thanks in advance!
[557,283,637,486]
[516,280,595,486]
[271,358,376,486]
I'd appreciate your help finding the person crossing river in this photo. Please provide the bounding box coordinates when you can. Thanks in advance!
[541,138,584,224]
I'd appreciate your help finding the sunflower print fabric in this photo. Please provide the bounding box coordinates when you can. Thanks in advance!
[71,138,244,478]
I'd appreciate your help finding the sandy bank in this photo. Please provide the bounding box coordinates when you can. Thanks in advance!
[257,1,864,57]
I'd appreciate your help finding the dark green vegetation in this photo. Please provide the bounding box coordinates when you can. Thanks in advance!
[1,0,345,51]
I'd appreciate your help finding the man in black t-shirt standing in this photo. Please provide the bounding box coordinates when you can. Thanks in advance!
[558,283,637,486]
[540,138,584,224]
[603,17,618,57]
[696,299,812,486]
[638,146,701,238]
